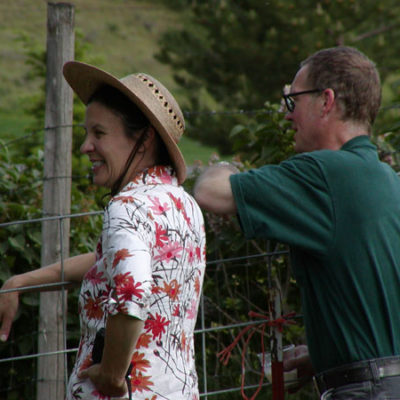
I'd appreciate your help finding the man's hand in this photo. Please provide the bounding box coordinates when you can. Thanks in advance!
[0,278,20,342]
[78,363,128,397]
[283,345,315,393]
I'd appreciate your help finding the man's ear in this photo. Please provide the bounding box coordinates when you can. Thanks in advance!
[321,88,336,116]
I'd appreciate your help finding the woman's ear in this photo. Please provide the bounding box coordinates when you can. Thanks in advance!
[140,126,156,153]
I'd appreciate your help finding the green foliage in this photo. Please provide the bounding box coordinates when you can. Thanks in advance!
[0,138,104,398]
[0,30,107,398]
[0,144,43,273]
[230,102,294,166]
[0,144,44,399]
[2,2,400,398]
[156,0,400,154]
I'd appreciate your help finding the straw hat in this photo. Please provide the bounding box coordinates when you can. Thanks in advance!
[63,61,187,184]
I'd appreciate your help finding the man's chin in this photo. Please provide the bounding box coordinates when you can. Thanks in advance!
[294,143,302,153]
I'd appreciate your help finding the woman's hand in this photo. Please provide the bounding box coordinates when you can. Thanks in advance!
[0,278,20,342]
[283,344,315,393]
[79,314,143,397]
[78,364,128,397]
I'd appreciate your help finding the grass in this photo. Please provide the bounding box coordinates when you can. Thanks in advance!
[179,136,222,165]
[0,0,223,165]
[0,112,35,143]
[0,0,184,111]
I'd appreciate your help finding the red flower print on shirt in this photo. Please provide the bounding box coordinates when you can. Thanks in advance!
[149,196,171,216]
[113,272,134,287]
[130,371,154,393]
[155,222,168,247]
[117,281,144,302]
[131,351,151,372]
[84,297,104,320]
[162,279,181,301]
[112,248,133,269]
[136,333,152,349]
[145,313,170,340]
[113,195,134,204]
[196,246,202,261]
[154,241,183,263]
[114,273,144,301]
[147,210,154,221]
[194,276,201,296]
[181,331,187,352]
[84,266,107,285]
[168,192,184,211]
[186,244,196,264]
[186,299,197,320]
[168,193,192,227]
[172,304,180,317]
[151,285,162,295]
[149,166,173,184]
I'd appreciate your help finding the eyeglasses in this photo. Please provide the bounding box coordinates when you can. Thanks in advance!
[282,89,324,112]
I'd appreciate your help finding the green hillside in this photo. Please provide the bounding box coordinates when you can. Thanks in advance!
[0,0,223,165]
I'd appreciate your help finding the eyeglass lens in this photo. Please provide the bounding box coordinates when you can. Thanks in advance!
[285,96,295,112]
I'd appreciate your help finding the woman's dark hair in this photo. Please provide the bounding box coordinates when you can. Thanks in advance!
[88,85,172,196]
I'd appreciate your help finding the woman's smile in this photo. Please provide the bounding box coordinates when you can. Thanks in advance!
[81,102,136,189]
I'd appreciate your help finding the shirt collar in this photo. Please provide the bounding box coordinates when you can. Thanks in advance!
[120,165,178,193]
[340,134,374,151]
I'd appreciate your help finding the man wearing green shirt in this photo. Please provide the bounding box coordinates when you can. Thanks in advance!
[194,46,400,399]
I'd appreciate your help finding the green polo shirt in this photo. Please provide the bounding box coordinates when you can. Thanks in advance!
[230,135,400,372]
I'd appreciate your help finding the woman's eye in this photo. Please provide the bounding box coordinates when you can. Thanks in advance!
[94,129,105,138]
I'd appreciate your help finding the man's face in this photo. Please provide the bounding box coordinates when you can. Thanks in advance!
[284,66,324,153]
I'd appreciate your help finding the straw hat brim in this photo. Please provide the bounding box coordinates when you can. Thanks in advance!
[62,61,187,184]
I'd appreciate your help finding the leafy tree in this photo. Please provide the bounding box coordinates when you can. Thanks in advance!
[155,0,400,153]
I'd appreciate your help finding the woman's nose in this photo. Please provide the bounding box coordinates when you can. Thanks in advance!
[80,135,94,154]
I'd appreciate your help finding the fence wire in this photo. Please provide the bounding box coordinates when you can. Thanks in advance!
[0,209,293,398]
[0,106,305,397]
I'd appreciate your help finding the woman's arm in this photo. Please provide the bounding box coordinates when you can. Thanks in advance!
[0,252,95,341]
[78,313,144,397]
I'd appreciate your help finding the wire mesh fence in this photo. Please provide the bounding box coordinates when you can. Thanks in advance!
[0,209,294,399]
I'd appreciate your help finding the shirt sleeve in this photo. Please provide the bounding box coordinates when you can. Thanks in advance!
[230,154,335,254]
[102,198,153,321]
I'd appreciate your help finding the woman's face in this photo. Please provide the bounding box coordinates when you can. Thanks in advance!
[81,101,137,188]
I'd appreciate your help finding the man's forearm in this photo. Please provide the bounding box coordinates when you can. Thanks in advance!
[194,163,238,214]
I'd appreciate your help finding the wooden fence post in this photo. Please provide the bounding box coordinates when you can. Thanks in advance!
[38,3,74,399]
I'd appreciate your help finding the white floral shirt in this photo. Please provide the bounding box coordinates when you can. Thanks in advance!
[67,166,206,400]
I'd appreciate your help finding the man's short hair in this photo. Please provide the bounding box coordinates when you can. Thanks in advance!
[301,46,381,132]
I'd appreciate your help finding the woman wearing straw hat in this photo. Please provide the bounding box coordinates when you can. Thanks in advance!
[0,62,206,400]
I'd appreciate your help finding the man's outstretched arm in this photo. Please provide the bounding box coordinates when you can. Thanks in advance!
[193,163,239,215]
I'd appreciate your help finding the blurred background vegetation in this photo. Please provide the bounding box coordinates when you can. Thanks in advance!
[2,0,400,399]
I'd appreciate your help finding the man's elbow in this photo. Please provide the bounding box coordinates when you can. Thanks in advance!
[194,188,236,215]
[193,185,210,211]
